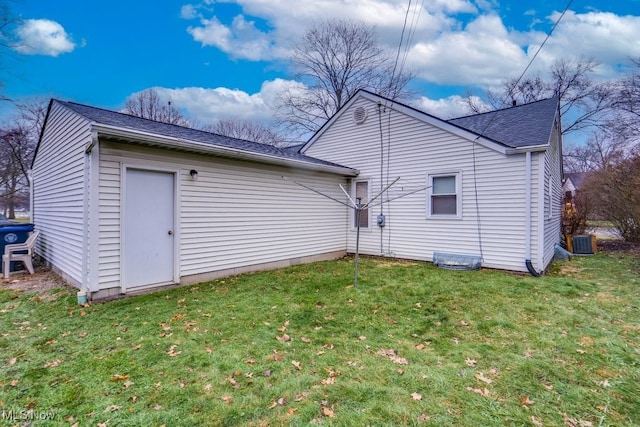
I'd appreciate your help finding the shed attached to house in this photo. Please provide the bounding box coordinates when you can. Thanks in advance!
[302,90,563,274]
[32,100,357,299]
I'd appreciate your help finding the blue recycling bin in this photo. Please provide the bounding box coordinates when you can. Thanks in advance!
[0,223,35,274]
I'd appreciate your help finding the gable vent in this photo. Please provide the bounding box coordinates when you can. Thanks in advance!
[353,106,368,124]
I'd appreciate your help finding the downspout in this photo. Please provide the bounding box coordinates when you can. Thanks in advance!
[80,131,99,297]
[525,151,540,277]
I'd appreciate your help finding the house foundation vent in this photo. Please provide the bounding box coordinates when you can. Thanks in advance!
[572,235,594,254]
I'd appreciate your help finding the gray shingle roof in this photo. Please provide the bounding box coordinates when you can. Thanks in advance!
[55,100,354,172]
[448,97,559,148]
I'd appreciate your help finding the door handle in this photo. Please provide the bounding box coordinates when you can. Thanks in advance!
[168,230,173,236]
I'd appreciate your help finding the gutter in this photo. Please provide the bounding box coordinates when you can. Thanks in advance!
[525,151,540,277]
[91,124,359,177]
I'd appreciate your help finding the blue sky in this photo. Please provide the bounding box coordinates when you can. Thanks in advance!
[2,0,640,139]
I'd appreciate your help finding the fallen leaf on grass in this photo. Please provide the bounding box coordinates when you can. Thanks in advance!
[221,396,233,404]
[123,380,134,389]
[321,377,335,385]
[105,404,121,412]
[292,360,302,370]
[466,386,490,397]
[10,379,19,387]
[475,372,492,384]
[520,395,534,407]
[111,374,130,382]
[276,334,291,342]
[322,407,335,418]
[7,357,17,366]
[166,345,181,357]
[531,416,544,426]
[301,337,312,343]
[418,413,430,421]
[287,407,297,416]
[44,359,62,368]
[543,383,554,391]
[277,320,289,333]
[154,404,163,410]
[411,392,422,400]
[294,392,309,402]
[465,358,477,367]
[204,384,212,391]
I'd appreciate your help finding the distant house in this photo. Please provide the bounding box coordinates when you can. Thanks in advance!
[32,90,562,299]
[563,172,590,201]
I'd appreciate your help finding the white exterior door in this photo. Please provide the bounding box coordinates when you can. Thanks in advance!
[123,168,176,290]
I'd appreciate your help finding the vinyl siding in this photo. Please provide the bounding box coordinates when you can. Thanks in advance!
[541,120,563,269]
[306,97,540,273]
[98,142,348,290]
[32,103,90,286]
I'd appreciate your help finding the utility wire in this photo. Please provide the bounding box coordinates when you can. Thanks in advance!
[469,0,575,260]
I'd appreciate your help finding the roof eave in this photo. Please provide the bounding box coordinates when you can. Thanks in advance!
[505,143,550,154]
[92,123,359,177]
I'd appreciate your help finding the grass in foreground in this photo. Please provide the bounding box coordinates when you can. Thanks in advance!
[1,253,639,426]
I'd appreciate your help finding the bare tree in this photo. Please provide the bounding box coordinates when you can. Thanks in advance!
[0,127,33,217]
[276,19,413,137]
[203,119,287,147]
[123,88,191,126]
[0,97,48,217]
[587,154,640,242]
[467,57,616,137]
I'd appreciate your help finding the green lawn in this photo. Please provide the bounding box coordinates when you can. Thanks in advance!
[1,252,639,426]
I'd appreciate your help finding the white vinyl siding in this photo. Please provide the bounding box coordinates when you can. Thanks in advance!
[97,142,348,289]
[31,103,91,287]
[305,95,542,272]
[541,119,563,270]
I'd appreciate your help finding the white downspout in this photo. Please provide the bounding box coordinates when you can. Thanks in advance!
[525,151,540,277]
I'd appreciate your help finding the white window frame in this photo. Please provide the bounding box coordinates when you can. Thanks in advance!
[351,178,371,230]
[426,171,462,219]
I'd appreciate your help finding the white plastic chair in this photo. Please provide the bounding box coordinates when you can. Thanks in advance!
[3,230,40,279]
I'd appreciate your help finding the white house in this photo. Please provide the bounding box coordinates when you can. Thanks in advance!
[302,90,563,275]
[32,90,562,299]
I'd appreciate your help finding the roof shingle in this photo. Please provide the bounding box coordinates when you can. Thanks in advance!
[448,97,559,148]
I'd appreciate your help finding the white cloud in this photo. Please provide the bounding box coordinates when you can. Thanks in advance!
[529,10,640,79]
[149,78,302,125]
[13,19,76,57]
[407,14,528,87]
[183,0,468,61]
[182,2,640,91]
[413,94,486,119]
[180,4,199,19]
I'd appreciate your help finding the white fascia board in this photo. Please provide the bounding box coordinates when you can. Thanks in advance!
[91,123,359,177]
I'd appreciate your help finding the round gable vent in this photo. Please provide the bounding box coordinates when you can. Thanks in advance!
[352,106,368,124]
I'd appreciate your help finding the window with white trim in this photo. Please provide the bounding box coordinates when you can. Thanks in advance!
[353,180,370,229]
[427,172,461,217]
